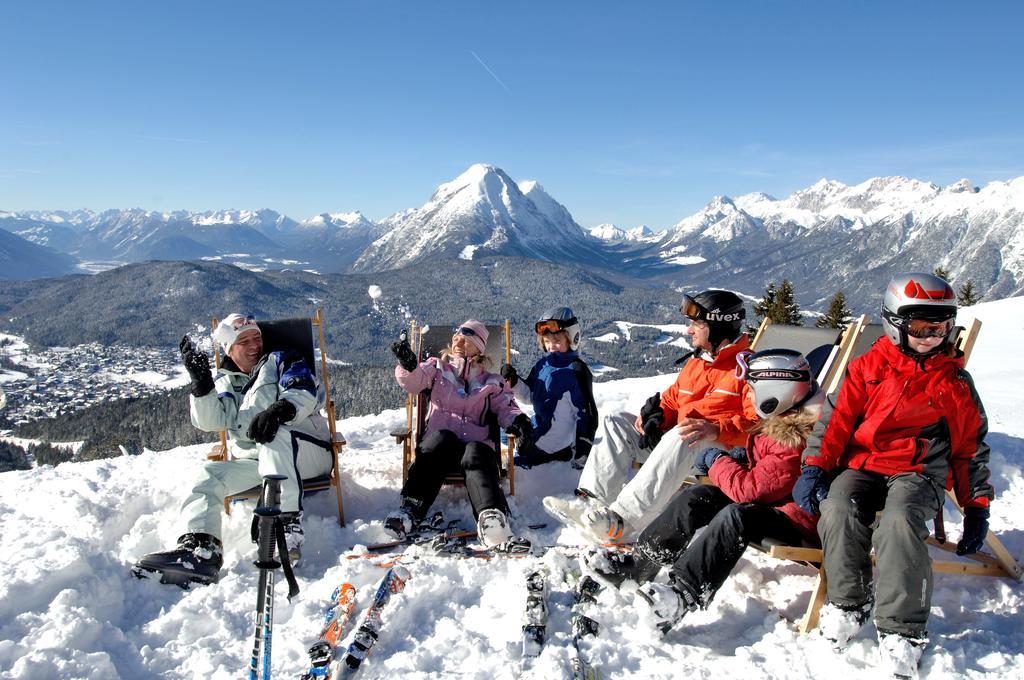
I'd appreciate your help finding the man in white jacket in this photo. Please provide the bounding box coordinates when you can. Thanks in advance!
[132,313,333,586]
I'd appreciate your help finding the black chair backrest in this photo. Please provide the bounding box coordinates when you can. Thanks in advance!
[754,324,841,381]
[417,323,505,369]
[257,318,316,375]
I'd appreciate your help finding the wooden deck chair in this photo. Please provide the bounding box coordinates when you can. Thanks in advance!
[390,320,517,496]
[207,309,347,526]
[761,317,1023,633]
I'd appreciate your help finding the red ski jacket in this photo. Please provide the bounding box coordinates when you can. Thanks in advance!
[659,335,758,448]
[804,337,993,510]
[709,412,820,544]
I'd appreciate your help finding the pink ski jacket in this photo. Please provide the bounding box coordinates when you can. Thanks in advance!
[396,356,523,449]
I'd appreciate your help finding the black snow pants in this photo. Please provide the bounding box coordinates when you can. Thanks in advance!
[635,484,804,607]
[401,429,508,520]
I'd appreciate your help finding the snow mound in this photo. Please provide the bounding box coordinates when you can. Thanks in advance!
[1,300,1022,679]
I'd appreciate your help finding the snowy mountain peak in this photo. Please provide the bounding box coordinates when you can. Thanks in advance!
[945,178,977,194]
[301,211,372,229]
[590,223,655,241]
[352,164,600,271]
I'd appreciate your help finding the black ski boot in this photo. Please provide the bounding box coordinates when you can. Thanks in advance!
[132,533,223,588]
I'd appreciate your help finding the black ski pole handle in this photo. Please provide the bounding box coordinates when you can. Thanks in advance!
[258,474,286,511]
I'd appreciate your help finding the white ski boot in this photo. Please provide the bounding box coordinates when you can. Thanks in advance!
[878,631,927,679]
[818,599,873,648]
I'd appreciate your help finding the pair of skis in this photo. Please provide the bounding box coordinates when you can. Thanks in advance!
[519,566,603,679]
[299,566,411,679]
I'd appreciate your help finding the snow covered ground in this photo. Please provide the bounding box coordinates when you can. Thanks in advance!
[1,298,1022,679]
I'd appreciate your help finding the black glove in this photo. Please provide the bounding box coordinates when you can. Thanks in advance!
[180,335,214,397]
[506,414,534,442]
[792,465,830,516]
[640,392,664,422]
[391,333,418,372]
[500,363,519,387]
[247,399,297,444]
[693,447,727,475]
[638,418,664,450]
[956,506,990,556]
[637,392,665,450]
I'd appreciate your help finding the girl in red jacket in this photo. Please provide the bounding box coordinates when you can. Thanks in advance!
[586,348,822,632]
[792,272,993,678]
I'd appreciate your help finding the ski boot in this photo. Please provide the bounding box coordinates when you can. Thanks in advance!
[132,533,223,588]
[383,502,417,540]
[477,508,514,548]
[818,599,873,649]
[282,512,304,567]
[878,630,928,679]
[634,581,699,634]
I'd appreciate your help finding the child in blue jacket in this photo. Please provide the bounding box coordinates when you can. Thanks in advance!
[501,307,599,469]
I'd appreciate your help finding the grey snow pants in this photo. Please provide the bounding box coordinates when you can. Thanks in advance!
[817,469,944,637]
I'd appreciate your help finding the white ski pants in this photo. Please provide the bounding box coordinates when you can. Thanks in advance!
[577,410,723,532]
[180,427,333,539]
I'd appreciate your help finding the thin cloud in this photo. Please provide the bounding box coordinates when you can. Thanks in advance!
[469,51,511,93]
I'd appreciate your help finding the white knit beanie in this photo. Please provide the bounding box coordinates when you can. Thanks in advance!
[213,313,261,353]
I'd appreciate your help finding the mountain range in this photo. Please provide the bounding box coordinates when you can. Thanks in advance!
[2,165,1022,309]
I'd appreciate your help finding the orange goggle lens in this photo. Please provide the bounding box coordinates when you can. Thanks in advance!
[906,318,954,339]
[535,319,563,335]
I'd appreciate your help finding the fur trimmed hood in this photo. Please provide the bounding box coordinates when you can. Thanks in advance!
[754,390,825,449]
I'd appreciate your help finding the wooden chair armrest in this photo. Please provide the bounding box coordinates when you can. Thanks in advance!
[207,443,227,461]
[391,426,411,444]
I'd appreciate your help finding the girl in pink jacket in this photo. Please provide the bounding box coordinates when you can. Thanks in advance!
[385,320,533,548]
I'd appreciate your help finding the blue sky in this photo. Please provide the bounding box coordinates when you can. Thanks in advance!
[2,1,1022,229]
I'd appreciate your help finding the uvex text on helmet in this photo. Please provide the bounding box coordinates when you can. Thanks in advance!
[536,306,582,351]
[682,290,746,348]
[881,272,957,353]
[741,348,817,418]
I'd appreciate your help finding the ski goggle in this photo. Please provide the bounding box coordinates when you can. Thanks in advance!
[535,319,566,335]
[454,326,479,337]
[679,295,705,320]
[905,318,954,339]
[231,314,258,330]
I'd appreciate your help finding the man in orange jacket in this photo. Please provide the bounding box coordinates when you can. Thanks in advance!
[545,290,759,542]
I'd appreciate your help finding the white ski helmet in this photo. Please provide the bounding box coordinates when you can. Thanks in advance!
[536,306,581,351]
[739,348,817,418]
[881,272,957,354]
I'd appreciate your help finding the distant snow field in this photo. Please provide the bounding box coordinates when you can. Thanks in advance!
[0,299,1021,679]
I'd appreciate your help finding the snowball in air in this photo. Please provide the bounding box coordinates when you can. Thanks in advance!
[367,285,383,300]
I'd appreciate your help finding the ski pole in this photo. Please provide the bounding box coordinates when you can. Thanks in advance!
[248,474,286,680]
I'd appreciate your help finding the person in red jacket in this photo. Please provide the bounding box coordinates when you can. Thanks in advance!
[792,272,994,677]
[585,348,822,632]
[545,290,759,543]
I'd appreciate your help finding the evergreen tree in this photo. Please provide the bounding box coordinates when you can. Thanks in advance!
[958,279,981,306]
[775,279,804,326]
[751,279,803,330]
[933,266,951,281]
[750,282,778,336]
[816,291,852,329]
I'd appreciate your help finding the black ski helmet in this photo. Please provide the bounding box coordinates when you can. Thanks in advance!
[680,289,746,349]
[536,306,581,350]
